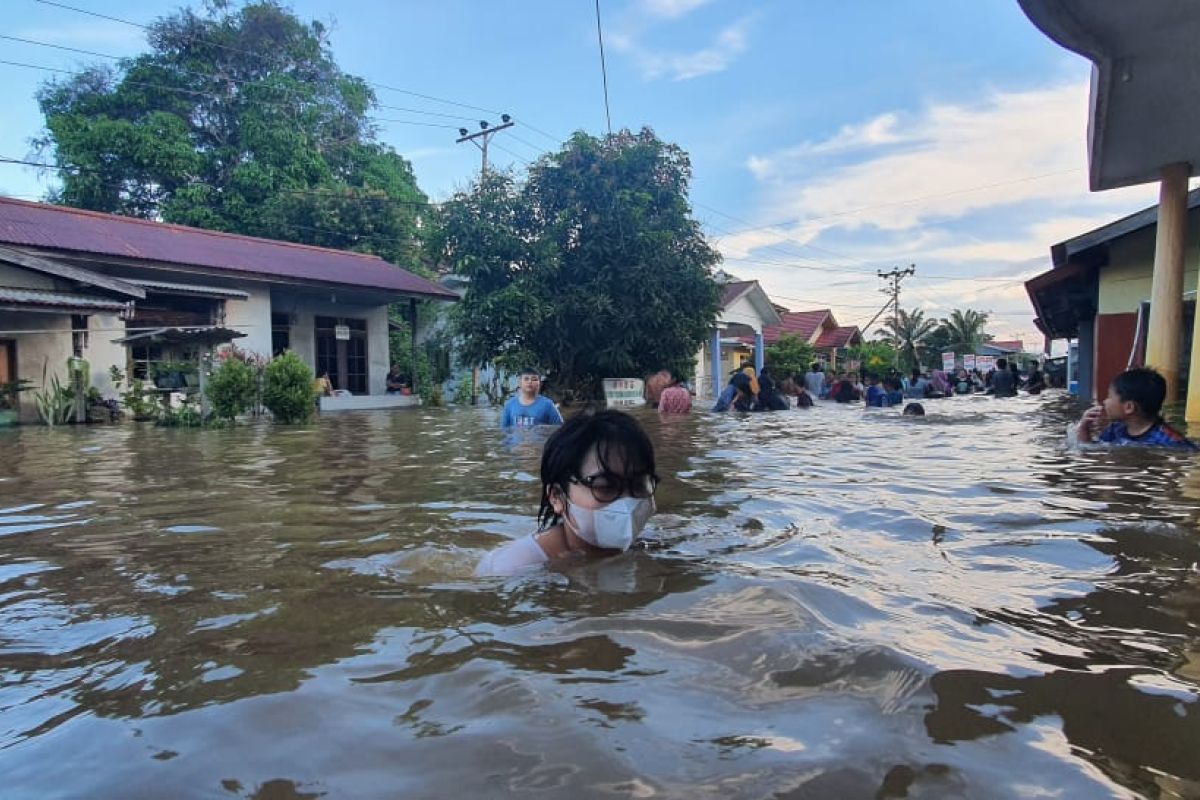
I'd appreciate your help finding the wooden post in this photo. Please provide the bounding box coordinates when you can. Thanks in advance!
[1145,162,1190,404]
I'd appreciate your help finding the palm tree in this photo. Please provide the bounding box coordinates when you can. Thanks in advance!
[939,309,991,353]
[874,308,939,371]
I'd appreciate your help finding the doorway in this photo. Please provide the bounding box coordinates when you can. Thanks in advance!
[314,317,368,394]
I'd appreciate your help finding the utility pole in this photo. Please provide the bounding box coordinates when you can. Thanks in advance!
[456,115,515,179]
[878,264,916,368]
[455,115,513,406]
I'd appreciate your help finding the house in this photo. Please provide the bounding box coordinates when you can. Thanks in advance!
[0,197,458,421]
[758,308,863,368]
[695,279,782,399]
[1025,190,1200,402]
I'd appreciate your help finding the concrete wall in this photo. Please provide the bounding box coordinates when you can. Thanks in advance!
[1098,212,1200,314]
[273,291,390,395]
[85,313,127,398]
[0,311,73,423]
[222,285,273,358]
[720,294,767,332]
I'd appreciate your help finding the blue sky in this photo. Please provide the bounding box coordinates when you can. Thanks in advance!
[0,0,1166,344]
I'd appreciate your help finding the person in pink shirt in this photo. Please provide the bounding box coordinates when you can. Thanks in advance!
[657,372,692,414]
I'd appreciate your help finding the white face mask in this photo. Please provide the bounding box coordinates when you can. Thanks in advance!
[565,495,655,551]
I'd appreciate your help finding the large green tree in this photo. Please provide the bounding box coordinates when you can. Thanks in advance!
[435,129,722,401]
[765,333,816,379]
[875,308,938,371]
[34,1,426,268]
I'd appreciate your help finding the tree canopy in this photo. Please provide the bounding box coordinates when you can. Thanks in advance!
[34,1,427,268]
[875,308,938,372]
[765,333,816,379]
[433,129,722,400]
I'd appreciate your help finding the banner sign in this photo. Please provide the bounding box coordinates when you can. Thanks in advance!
[977,355,996,373]
[602,378,646,408]
[941,352,956,372]
[963,354,976,372]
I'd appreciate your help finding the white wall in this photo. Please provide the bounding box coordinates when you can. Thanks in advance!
[272,290,391,394]
[720,294,766,332]
[85,313,127,398]
[222,285,273,358]
[0,311,73,423]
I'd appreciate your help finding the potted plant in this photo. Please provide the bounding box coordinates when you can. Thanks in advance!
[0,379,32,426]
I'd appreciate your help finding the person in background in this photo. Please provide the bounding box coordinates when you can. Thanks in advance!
[991,358,1018,398]
[1025,365,1046,395]
[476,409,660,577]
[833,373,860,403]
[385,364,410,395]
[954,369,972,395]
[804,362,825,400]
[865,374,889,408]
[658,372,692,414]
[906,368,930,399]
[929,370,950,398]
[713,371,754,412]
[756,366,789,411]
[643,370,672,408]
[1073,367,1195,448]
[500,368,564,428]
[884,376,905,407]
[903,402,926,416]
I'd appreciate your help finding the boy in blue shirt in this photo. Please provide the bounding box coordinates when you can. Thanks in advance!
[1075,367,1195,449]
[500,368,564,428]
[864,374,889,408]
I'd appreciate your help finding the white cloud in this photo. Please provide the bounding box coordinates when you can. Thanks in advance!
[642,0,713,20]
[610,11,753,82]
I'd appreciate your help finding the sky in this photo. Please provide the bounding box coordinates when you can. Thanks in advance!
[0,0,1170,346]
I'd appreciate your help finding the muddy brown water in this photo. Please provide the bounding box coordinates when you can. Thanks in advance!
[1,393,1198,799]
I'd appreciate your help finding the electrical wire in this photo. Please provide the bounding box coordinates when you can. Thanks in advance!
[594,0,613,136]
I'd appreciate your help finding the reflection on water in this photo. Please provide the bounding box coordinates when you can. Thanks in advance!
[1,394,1199,798]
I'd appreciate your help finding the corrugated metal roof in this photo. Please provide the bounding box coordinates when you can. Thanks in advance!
[0,197,458,301]
[127,278,250,299]
[0,286,130,312]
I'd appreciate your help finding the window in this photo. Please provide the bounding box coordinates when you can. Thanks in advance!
[271,312,291,356]
[129,345,164,380]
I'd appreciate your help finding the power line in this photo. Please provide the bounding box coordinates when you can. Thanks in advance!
[594,0,613,136]
[28,0,564,137]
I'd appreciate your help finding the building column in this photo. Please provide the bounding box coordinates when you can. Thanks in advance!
[711,327,722,398]
[754,331,765,373]
[1146,162,1189,404]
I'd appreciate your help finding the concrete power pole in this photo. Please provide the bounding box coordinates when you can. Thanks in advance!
[878,264,916,368]
[455,116,515,179]
[455,116,514,405]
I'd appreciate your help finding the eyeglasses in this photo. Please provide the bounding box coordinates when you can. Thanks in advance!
[569,472,659,504]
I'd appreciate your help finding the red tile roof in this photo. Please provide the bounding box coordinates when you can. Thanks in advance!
[815,325,862,349]
[761,309,832,345]
[988,339,1025,352]
[0,197,457,300]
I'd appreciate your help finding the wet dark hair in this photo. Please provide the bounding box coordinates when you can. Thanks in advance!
[903,402,925,416]
[996,358,1008,370]
[518,367,540,377]
[537,409,658,529]
[1112,367,1167,419]
[811,362,821,373]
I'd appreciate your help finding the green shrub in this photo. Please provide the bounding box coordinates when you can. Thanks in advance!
[263,351,315,424]
[206,355,256,421]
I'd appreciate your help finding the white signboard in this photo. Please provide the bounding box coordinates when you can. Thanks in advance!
[941,352,956,372]
[963,354,976,372]
[602,378,646,408]
[977,355,996,373]
[335,324,350,341]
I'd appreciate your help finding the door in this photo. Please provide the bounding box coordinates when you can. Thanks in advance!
[0,340,14,384]
[314,317,368,394]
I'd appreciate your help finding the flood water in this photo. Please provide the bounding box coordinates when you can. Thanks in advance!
[1,393,1199,799]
